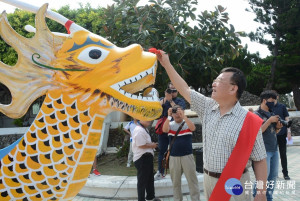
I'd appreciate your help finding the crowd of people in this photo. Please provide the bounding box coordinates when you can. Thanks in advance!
[92,50,293,201]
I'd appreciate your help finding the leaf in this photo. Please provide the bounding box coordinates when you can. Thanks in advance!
[103,25,109,34]
[167,24,175,33]
[217,5,226,13]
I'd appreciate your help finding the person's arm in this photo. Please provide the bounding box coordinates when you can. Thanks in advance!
[123,122,131,135]
[286,117,292,140]
[261,115,279,133]
[181,109,195,131]
[283,105,292,140]
[123,128,131,136]
[253,159,268,201]
[160,98,165,106]
[157,51,191,103]
[139,143,158,149]
[160,92,173,106]
[287,128,292,140]
[162,108,172,133]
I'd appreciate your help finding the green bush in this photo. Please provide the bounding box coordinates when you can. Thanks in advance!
[13,118,24,127]
[116,141,130,158]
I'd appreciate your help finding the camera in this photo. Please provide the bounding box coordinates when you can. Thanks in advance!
[278,118,292,128]
[172,108,177,113]
[165,88,172,94]
[165,88,177,94]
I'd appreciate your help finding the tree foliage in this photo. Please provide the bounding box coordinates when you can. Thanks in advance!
[247,0,300,109]
[223,45,270,96]
[99,0,244,95]
[1,0,248,98]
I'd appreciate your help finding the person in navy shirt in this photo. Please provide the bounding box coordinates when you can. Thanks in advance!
[154,82,186,180]
[272,91,292,180]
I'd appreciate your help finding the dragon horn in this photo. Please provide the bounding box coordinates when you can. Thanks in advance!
[0,0,86,34]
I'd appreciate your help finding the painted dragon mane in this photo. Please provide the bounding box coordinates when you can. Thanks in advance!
[0,1,162,200]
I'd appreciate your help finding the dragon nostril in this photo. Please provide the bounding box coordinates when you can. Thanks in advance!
[89,49,102,59]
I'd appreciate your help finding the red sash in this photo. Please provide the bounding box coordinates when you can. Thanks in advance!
[209,112,263,201]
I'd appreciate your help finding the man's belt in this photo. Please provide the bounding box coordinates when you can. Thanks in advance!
[204,168,248,179]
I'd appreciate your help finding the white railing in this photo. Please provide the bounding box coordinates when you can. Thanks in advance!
[0,127,28,136]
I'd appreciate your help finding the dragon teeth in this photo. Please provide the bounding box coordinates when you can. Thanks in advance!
[110,62,159,102]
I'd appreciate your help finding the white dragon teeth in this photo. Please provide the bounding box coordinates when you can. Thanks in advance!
[110,62,159,102]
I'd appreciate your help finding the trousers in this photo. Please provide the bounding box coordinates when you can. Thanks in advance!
[157,133,169,174]
[277,134,288,176]
[204,170,253,201]
[169,154,200,201]
[134,153,155,201]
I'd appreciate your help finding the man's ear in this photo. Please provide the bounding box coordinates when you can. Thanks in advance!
[230,85,238,95]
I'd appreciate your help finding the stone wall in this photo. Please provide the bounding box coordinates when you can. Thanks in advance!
[291,117,300,136]
[239,91,261,106]
[0,134,23,149]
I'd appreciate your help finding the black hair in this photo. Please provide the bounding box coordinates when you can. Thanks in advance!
[272,90,279,98]
[220,67,246,99]
[259,90,277,103]
[172,105,182,110]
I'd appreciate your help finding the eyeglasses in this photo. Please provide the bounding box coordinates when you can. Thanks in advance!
[213,78,236,85]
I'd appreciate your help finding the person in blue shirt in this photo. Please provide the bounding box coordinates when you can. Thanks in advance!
[272,91,292,180]
[154,82,186,180]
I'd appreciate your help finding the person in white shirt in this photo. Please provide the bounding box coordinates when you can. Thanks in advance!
[132,120,161,201]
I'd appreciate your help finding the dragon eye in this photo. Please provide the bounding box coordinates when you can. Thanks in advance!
[77,46,109,64]
[89,49,102,59]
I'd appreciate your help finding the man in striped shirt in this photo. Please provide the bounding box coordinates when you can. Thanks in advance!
[162,105,200,201]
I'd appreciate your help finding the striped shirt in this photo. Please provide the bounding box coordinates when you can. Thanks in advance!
[168,120,193,156]
[190,90,266,173]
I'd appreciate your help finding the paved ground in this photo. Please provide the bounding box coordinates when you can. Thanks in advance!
[74,145,300,201]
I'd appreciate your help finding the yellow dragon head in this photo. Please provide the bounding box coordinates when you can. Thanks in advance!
[0,3,162,120]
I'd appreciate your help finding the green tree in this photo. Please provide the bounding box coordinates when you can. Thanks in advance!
[48,4,105,34]
[247,0,300,109]
[223,45,270,96]
[246,57,272,96]
[1,0,245,101]
[100,0,243,95]
[0,9,35,66]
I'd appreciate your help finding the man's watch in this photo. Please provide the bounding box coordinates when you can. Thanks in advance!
[167,116,172,121]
